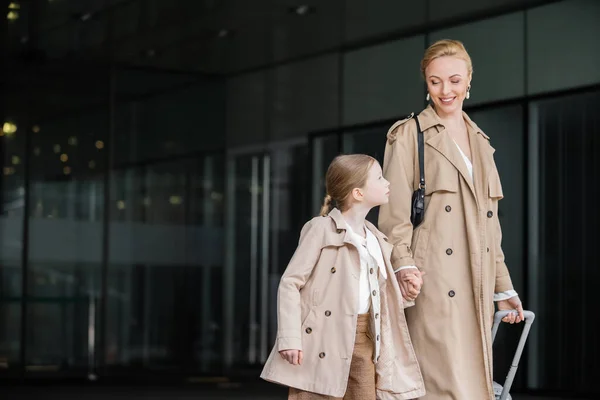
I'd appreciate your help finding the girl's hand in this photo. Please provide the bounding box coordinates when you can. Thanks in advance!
[396,269,423,301]
[279,349,303,365]
[404,273,424,292]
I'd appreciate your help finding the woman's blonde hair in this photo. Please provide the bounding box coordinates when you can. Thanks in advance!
[420,39,473,79]
[319,154,376,216]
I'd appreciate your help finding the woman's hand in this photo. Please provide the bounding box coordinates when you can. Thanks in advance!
[395,268,425,301]
[497,296,524,324]
[279,349,303,365]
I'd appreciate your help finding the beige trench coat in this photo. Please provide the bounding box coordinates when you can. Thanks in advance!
[378,105,515,400]
[261,208,425,399]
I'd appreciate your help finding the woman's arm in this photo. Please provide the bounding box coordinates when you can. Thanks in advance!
[493,206,514,294]
[378,117,418,270]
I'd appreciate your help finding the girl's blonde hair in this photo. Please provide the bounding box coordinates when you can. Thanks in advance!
[420,39,473,79]
[319,154,376,216]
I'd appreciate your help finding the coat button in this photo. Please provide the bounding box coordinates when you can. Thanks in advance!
[487,211,493,218]
[331,267,336,273]
[325,310,331,316]
[337,229,343,233]
[319,352,326,358]
[445,205,452,212]
[448,290,456,297]
[305,327,312,334]
[375,313,379,319]
[369,268,374,274]
[372,290,377,296]
[446,248,453,255]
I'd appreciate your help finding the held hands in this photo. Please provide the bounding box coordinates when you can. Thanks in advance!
[279,349,303,365]
[395,268,425,302]
[497,295,525,324]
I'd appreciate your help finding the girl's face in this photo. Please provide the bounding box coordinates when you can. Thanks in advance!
[359,161,390,208]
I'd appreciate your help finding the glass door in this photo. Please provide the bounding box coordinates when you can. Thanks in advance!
[224,151,271,367]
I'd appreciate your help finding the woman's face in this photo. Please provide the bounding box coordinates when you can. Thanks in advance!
[425,56,471,117]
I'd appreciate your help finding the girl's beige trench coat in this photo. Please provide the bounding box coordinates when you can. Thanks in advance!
[378,105,516,400]
[261,208,426,399]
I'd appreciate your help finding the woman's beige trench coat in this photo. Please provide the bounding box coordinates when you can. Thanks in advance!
[261,208,425,399]
[378,105,515,400]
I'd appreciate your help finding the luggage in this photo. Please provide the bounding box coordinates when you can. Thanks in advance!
[492,310,536,400]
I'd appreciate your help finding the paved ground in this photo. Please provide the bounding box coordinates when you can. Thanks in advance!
[0,386,592,400]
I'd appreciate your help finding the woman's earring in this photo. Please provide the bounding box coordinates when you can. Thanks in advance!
[466,85,471,100]
[426,93,430,101]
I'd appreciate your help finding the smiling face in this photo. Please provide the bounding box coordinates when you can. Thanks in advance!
[425,55,471,117]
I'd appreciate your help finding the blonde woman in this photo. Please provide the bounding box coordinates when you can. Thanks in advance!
[378,39,525,399]
[262,154,425,400]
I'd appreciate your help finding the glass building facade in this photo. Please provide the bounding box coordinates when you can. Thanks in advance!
[1,0,599,397]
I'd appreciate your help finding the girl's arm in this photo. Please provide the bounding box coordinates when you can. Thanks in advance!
[276,219,324,352]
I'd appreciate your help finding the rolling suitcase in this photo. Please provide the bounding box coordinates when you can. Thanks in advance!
[492,310,536,400]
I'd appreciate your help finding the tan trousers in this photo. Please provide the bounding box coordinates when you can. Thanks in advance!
[288,313,376,400]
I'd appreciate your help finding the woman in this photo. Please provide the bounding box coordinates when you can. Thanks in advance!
[378,39,525,399]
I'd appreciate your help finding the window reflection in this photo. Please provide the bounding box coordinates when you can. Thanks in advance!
[0,115,25,375]
[106,153,225,371]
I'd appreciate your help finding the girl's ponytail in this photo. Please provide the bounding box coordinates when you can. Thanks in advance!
[319,194,333,216]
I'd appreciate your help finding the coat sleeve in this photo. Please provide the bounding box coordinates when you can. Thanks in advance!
[276,219,324,351]
[378,117,418,269]
[494,215,514,293]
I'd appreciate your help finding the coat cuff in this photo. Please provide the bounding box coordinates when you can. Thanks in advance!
[392,256,417,270]
[495,272,514,293]
[394,265,419,274]
[277,337,302,352]
[494,290,519,302]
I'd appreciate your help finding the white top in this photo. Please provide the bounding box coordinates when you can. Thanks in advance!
[453,140,474,181]
[345,223,387,314]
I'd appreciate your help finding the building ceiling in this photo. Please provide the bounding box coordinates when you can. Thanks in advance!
[6,0,345,75]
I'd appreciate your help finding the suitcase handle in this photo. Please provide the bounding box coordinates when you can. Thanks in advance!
[493,310,536,340]
[492,310,536,400]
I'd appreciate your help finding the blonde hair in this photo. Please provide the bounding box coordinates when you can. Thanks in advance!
[319,154,376,216]
[421,39,473,79]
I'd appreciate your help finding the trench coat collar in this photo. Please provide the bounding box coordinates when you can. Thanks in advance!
[327,208,394,269]
[417,104,489,140]
[416,105,495,203]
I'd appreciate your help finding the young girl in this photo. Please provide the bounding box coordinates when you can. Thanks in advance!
[261,154,425,400]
